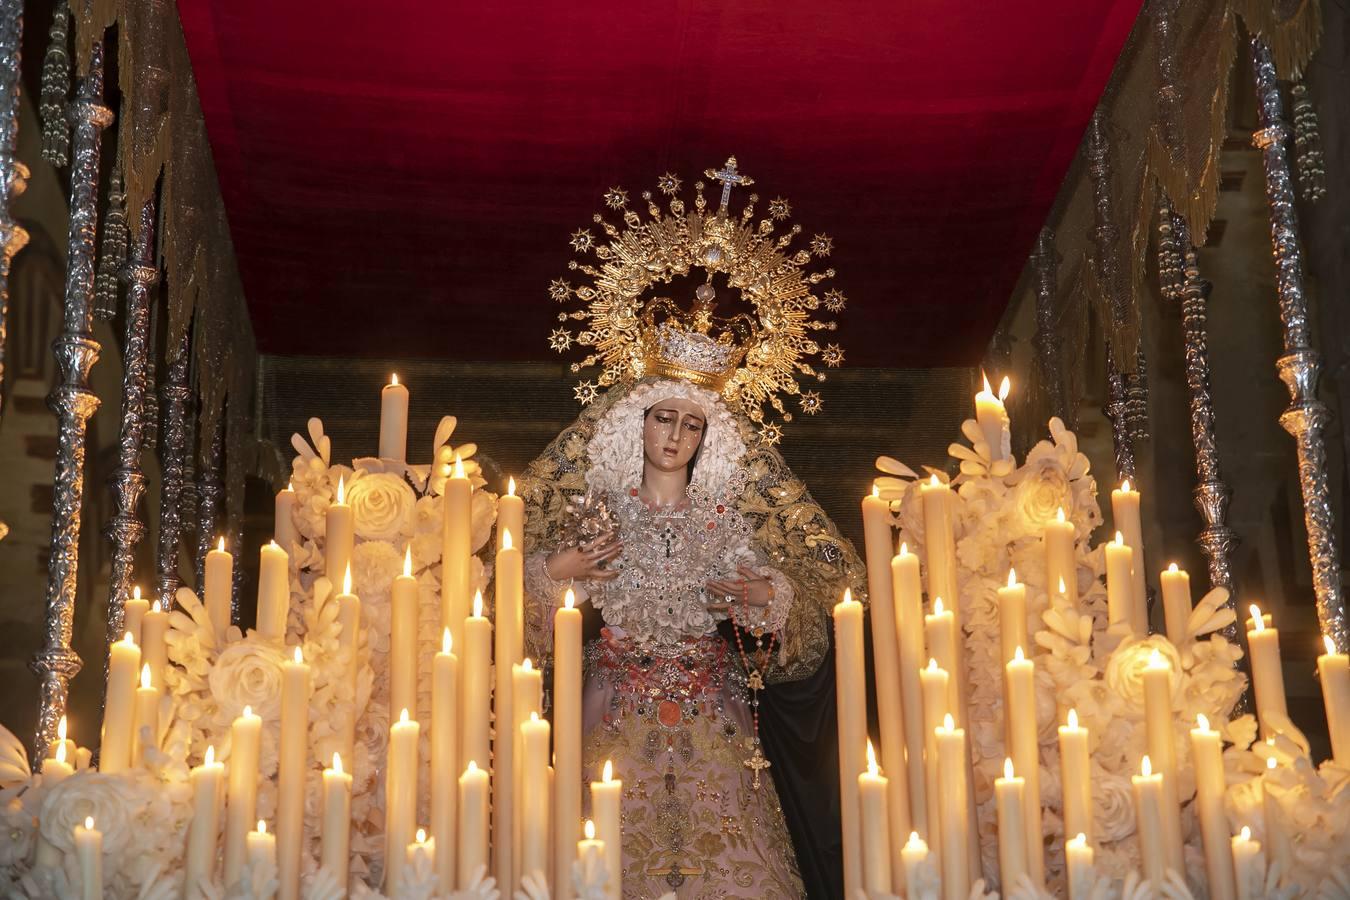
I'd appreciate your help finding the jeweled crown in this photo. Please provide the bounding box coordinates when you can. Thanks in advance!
[548,157,846,445]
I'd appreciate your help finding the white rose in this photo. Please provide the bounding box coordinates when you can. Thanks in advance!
[209,638,289,720]
[1011,457,1072,527]
[1,796,35,866]
[1092,769,1137,843]
[347,472,416,542]
[1105,636,1184,712]
[38,770,151,855]
[351,540,403,598]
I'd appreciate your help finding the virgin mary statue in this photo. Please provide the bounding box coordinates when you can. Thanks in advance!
[518,160,865,899]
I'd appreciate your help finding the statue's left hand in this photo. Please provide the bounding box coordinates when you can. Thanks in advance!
[705,565,774,613]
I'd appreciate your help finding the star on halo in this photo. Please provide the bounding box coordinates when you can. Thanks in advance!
[823,289,846,313]
[821,343,844,367]
[758,422,784,446]
[603,187,629,210]
[548,328,573,352]
[810,234,834,257]
[569,229,595,253]
[549,278,573,302]
[657,172,683,196]
[767,197,792,220]
[799,391,823,415]
[573,381,600,405]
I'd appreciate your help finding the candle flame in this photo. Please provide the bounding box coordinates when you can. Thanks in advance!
[585,819,596,840]
[1003,757,1015,780]
[442,628,452,655]
[603,759,614,783]
[1007,568,1017,588]
[1197,713,1210,731]
[152,599,162,613]
[1148,649,1168,670]
[927,657,938,672]
[1014,645,1025,662]
[294,646,303,664]
[1058,576,1066,594]
[531,711,539,722]
[842,587,853,605]
[474,590,483,617]
[336,475,345,504]
[1168,562,1179,573]
[258,819,267,835]
[1268,755,1277,770]
[218,536,226,553]
[1114,531,1124,546]
[564,587,576,610]
[341,562,353,595]
[933,596,944,616]
[403,546,412,577]
[906,831,923,849]
[269,539,279,550]
[85,816,94,830]
[244,705,253,718]
[1056,506,1065,522]
[942,713,955,730]
[454,454,466,478]
[466,760,478,773]
[1067,708,1079,729]
[1141,755,1153,776]
[123,631,135,646]
[502,529,514,551]
[287,480,294,492]
[1069,832,1087,848]
[523,657,533,672]
[416,827,426,843]
[1122,478,1132,492]
[58,715,67,741]
[871,483,879,500]
[399,708,410,724]
[998,376,1010,402]
[205,745,216,766]
[929,474,939,486]
[508,476,516,497]
[391,373,399,386]
[133,584,141,601]
[140,664,152,690]
[982,370,992,394]
[1249,604,1265,632]
[866,740,878,775]
[899,542,909,557]
[55,739,67,764]
[1240,825,1251,841]
[1326,634,1337,656]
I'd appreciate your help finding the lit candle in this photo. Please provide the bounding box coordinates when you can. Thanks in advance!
[391,547,419,723]
[553,588,583,900]
[577,819,606,895]
[224,705,261,885]
[205,535,233,637]
[494,527,525,893]
[1058,708,1091,845]
[861,488,911,881]
[1160,563,1191,646]
[1247,604,1288,739]
[833,588,866,898]
[498,475,524,551]
[935,713,970,900]
[925,596,960,717]
[521,712,552,888]
[277,646,309,900]
[34,737,73,869]
[1142,650,1184,873]
[974,372,1011,462]
[994,757,1028,890]
[858,740,893,893]
[1110,479,1148,634]
[442,454,473,647]
[1065,833,1094,900]
[122,584,148,645]
[997,568,1027,670]
[379,372,409,461]
[512,657,543,889]
[140,599,168,690]
[919,475,959,628]
[432,628,459,893]
[462,592,492,783]
[319,752,352,890]
[1105,532,1134,632]
[1132,755,1167,886]
[1262,756,1291,872]
[1191,714,1236,900]
[385,708,420,895]
[891,543,928,835]
[326,476,354,600]
[186,746,225,891]
[131,663,159,765]
[901,831,930,900]
[459,760,489,890]
[100,631,141,774]
[919,658,948,864]
[592,760,622,900]
[73,816,101,900]
[1005,647,1044,886]
[257,540,290,641]
[1044,507,1078,607]
[335,564,361,763]
[274,481,298,553]
[405,827,434,869]
[1232,825,1261,900]
[1319,635,1350,765]
[246,819,276,873]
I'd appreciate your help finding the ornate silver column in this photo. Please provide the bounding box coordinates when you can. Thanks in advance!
[156,330,192,611]
[1104,348,1136,482]
[1031,227,1070,426]
[0,0,29,431]
[1250,37,1347,650]
[103,200,157,651]
[31,39,113,758]
[194,413,224,589]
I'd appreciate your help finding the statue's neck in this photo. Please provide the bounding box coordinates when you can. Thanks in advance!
[640,462,688,507]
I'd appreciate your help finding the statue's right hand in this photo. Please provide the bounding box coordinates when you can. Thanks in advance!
[545,532,622,583]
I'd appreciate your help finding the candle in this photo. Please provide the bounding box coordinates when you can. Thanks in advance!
[833,589,866,898]
[391,547,419,723]
[521,712,552,888]
[186,745,225,892]
[1110,479,1148,634]
[462,592,492,782]
[1246,604,1288,738]
[498,476,524,551]
[1058,708,1092,845]
[997,568,1028,670]
[100,632,141,774]
[1044,507,1078,607]
[577,819,606,895]
[925,597,960,718]
[935,714,970,900]
[592,760,622,900]
[891,544,928,835]
[902,831,930,900]
[1160,563,1192,646]
[432,628,459,893]
[1065,833,1094,900]
[554,588,583,900]
[513,657,543,888]
[919,476,959,628]
[326,477,355,601]
[122,584,148,645]
[919,659,948,863]
[1232,826,1261,900]
[224,705,261,885]
[73,816,101,900]
[1262,756,1292,872]
[257,540,290,641]
[385,708,420,894]
[277,646,309,900]
[405,827,433,869]
[1105,532,1135,632]
[459,760,490,889]
[974,372,1011,462]
[1319,634,1350,764]
[858,740,893,894]
[34,737,74,869]
[379,372,409,461]
[1004,647,1044,885]
[336,564,361,763]
[442,454,473,647]
[275,481,298,553]
[141,599,168,690]
[1132,755,1167,886]
[205,535,233,636]
[1191,714,1236,900]
[1142,650,1184,873]
[131,663,159,765]
[494,528,525,893]
[994,757,1029,891]
[321,752,352,891]
[247,820,276,873]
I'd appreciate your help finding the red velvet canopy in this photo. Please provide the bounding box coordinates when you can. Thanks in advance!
[176,1,1140,367]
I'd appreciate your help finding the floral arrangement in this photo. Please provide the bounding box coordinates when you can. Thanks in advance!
[875,416,1350,898]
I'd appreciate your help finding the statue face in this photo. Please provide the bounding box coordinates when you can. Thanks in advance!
[643,397,707,474]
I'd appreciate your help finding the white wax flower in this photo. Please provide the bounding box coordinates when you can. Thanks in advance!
[346,471,417,542]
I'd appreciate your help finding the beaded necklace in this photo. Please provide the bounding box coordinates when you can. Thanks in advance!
[730,582,778,790]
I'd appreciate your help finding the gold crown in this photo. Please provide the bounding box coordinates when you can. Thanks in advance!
[548,157,846,445]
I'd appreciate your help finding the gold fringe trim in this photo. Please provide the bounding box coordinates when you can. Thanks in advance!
[1236,0,1322,78]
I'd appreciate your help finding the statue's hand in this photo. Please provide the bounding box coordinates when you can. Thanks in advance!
[705,565,775,614]
[546,532,622,583]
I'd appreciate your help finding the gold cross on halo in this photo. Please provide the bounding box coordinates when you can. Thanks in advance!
[744,746,771,790]
[705,156,754,214]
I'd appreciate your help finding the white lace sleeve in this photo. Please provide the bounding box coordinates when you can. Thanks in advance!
[525,551,570,611]
[758,566,793,636]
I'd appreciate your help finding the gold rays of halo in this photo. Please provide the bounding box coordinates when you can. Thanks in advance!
[548,156,845,445]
